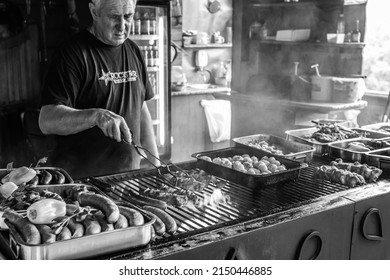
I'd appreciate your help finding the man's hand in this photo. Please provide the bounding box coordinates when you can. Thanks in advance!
[95,109,132,143]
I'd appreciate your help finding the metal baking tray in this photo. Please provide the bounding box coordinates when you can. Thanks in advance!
[327,138,390,163]
[1,184,154,260]
[232,134,315,163]
[0,167,74,185]
[365,147,390,172]
[351,128,390,140]
[284,127,373,156]
[361,122,390,135]
[192,147,304,188]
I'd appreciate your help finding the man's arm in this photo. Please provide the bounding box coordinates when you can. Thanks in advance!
[140,102,160,166]
[39,104,132,142]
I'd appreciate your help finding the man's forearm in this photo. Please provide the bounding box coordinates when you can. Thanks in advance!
[39,104,98,135]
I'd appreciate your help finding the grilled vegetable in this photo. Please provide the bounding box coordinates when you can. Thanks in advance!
[27,198,66,225]
[3,209,41,245]
[1,166,37,186]
[36,224,56,244]
[0,181,18,198]
[143,206,177,234]
[78,192,120,224]
[118,206,144,226]
[39,170,52,185]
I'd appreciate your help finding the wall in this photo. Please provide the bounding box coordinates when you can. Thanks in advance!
[179,0,232,84]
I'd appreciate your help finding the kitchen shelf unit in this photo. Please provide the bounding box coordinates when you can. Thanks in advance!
[182,43,232,49]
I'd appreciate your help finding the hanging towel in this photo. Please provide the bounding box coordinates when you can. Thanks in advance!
[200,99,231,143]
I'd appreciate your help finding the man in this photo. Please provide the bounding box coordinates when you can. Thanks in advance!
[39,0,159,179]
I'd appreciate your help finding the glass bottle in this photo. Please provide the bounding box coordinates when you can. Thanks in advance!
[337,13,345,34]
[351,20,361,43]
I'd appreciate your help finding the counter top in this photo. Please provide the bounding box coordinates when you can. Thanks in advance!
[225,93,368,113]
[171,85,231,96]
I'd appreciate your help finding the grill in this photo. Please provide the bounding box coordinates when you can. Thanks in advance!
[89,157,366,246]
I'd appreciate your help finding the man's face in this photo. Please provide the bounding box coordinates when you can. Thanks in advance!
[92,0,135,46]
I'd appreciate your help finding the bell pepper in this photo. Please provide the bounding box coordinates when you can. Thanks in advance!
[27,198,66,224]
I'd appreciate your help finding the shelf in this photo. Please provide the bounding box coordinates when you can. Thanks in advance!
[183,43,232,49]
[255,39,365,48]
[147,66,159,72]
[250,0,343,9]
[129,34,159,41]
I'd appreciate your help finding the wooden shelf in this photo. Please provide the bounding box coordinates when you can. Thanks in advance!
[183,43,232,49]
[255,39,365,48]
[129,34,159,41]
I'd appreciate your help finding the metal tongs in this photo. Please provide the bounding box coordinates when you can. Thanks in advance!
[122,132,192,186]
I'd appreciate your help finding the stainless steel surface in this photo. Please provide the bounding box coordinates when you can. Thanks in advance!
[361,123,390,135]
[328,138,390,163]
[232,133,315,162]
[3,184,154,260]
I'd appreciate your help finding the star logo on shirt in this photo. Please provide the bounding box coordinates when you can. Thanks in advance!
[98,69,114,86]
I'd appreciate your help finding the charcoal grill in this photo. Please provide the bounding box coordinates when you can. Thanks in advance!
[80,156,390,260]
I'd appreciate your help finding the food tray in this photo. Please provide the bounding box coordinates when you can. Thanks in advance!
[365,147,390,172]
[192,147,304,188]
[232,134,315,163]
[284,127,366,156]
[351,128,390,140]
[361,122,390,135]
[327,138,390,163]
[0,167,74,184]
[1,184,154,260]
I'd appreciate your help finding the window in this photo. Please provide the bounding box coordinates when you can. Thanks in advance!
[363,2,390,94]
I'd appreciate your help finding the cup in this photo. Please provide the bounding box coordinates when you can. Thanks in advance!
[214,36,225,44]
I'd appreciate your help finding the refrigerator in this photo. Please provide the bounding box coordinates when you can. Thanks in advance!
[134,0,172,162]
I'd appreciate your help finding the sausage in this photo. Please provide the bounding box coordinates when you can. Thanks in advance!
[143,206,177,234]
[3,209,41,245]
[150,225,156,241]
[67,218,85,238]
[39,170,52,185]
[125,192,168,210]
[56,226,72,241]
[118,206,144,226]
[28,175,39,187]
[113,214,129,229]
[94,213,114,231]
[143,210,166,236]
[82,215,101,236]
[50,170,66,184]
[36,224,56,244]
[78,192,120,224]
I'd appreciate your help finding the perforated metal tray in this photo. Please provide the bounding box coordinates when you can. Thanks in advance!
[192,147,305,188]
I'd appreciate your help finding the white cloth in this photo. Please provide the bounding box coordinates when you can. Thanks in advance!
[200,99,231,143]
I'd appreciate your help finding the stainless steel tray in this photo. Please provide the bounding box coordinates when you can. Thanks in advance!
[284,127,369,156]
[192,147,305,188]
[351,128,390,140]
[1,184,154,260]
[233,134,315,163]
[361,122,390,135]
[0,167,74,185]
[365,147,390,172]
[327,138,390,163]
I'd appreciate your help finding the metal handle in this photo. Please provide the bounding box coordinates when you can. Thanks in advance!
[297,230,323,260]
[361,208,384,241]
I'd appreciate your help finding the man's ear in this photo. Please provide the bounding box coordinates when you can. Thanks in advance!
[89,2,98,20]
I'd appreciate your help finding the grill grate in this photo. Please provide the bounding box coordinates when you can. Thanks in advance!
[92,157,373,241]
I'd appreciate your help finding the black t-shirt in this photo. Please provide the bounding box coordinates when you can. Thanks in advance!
[41,30,153,179]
